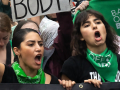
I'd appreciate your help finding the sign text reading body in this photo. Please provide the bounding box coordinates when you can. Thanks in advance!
[11,0,70,21]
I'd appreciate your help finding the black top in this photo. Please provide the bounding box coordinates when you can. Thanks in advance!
[6,41,11,65]
[2,65,59,84]
[61,54,120,83]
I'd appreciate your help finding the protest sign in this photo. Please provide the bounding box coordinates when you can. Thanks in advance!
[11,0,71,21]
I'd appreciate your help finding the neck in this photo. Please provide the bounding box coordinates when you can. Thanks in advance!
[87,44,107,54]
[19,60,37,77]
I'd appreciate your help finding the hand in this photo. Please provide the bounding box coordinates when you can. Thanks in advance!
[75,1,89,13]
[84,79,102,88]
[58,79,76,90]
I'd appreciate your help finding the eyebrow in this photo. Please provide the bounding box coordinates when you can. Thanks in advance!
[94,18,100,21]
[3,35,8,38]
[26,40,43,43]
[83,18,100,25]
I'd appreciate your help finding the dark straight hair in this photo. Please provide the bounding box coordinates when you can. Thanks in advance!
[12,28,40,62]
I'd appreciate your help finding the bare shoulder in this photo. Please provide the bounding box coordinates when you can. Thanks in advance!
[0,63,5,83]
[45,73,51,84]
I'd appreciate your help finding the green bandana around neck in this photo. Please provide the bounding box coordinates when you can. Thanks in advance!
[12,61,45,84]
[86,48,118,82]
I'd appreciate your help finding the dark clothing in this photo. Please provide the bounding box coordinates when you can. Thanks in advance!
[6,41,11,65]
[2,65,59,84]
[0,1,11,19]
[44,12,73,78]
[61,54,120,83]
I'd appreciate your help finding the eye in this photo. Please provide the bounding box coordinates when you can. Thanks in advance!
[95,20,102,24]
[28,44,34,46]
[96,21,101,24]
[84,24,89,28]
[39,43,43,47]
[3,37,8,40]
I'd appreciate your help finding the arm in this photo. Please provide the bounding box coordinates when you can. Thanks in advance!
[0,63,5,83]
[75,1,89,13]
[56,11,73,44]
[30,16,41,26]
[54,11,73,62]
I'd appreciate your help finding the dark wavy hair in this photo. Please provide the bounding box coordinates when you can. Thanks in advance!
[71,10,119,57]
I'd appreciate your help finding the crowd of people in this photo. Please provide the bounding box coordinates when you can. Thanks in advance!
[0,0,120,89]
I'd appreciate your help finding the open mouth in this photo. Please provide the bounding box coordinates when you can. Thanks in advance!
[95,31,100,38]
[35,54,41,61]
[35,54,42,65]
[35,55,41,61]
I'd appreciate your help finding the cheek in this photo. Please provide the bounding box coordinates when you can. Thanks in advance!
[102,26,107,36]
[81,30,89,38]
[4,39,9,45]
[20,47,34,58]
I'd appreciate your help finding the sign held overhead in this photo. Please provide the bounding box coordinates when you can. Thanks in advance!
[11,0,71,21]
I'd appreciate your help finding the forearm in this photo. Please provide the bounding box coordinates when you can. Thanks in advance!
[56,11,73,43]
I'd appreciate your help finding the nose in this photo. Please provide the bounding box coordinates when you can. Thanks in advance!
[0,39,4,46]
[92,23,97,30]
[35,44,41,52]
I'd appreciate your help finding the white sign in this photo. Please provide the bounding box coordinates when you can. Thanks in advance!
[11,0,71,21]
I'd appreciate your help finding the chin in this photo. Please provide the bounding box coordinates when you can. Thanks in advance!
[33,65,41,70]
[95,42,106,46]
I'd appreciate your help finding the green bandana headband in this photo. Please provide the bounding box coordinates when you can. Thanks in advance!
[86,48,118,82]
[12,62,45,84]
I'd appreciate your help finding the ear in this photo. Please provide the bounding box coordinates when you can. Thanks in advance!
[13,47,20,56]
[80,36,85,41]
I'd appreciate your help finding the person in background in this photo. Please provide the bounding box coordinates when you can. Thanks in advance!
[39,11,73,78]
[61,10,120,88]
[0,0,11,19]
[0,12,14,65]
[13,20,40,38]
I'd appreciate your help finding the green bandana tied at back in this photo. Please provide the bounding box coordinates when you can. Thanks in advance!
[86,48,118,82]
[12,61,45,84]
